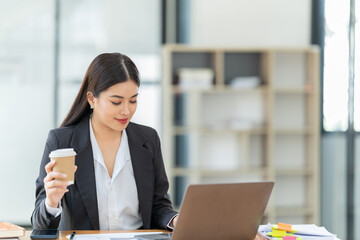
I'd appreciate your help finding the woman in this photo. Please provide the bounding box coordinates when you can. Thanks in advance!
[31,53,178,230]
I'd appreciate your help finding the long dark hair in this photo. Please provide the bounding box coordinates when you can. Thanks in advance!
[60,53,140,127]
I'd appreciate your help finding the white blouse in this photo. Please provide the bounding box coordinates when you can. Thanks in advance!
[89,118,143,230]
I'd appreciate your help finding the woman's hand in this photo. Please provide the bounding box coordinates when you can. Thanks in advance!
[171,215,179,228]
[43,160,77,208]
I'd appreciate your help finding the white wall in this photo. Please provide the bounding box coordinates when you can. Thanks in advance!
[0,0,54,225]
[189,0,311,47]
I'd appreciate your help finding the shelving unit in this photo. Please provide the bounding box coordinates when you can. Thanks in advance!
[161,44,320,224]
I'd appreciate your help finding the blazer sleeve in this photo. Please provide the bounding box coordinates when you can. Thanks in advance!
[31,130,62,229]
[150,130,178,229]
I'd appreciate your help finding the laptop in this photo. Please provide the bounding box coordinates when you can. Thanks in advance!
[137,181,274,240]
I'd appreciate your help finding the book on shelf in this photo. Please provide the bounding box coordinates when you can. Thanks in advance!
[0,222,25,238]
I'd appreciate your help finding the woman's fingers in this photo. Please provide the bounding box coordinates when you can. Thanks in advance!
[44,179,71,207]
[43,171,67,184]
[45,179,71,190]
[45,160,56,174]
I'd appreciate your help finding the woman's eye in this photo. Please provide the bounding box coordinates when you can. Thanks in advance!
[130,100,137,104]
[111,101,121,105]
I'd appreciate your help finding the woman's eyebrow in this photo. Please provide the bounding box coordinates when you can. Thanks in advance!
[109,93,138,99]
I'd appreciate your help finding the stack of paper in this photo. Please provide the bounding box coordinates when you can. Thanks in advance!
[258,223,339,240]
[66,231,163,240]
[177,68,214,90]
[229,76,261,89]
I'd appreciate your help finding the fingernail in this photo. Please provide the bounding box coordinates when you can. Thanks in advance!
[62,174,67,177]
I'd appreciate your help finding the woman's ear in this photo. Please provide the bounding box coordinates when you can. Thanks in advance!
[87,91,95,108]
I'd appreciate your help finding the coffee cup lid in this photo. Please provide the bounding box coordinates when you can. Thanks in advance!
[49,148,77,158]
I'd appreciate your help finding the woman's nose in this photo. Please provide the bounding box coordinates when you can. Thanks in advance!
[120,102,130,116]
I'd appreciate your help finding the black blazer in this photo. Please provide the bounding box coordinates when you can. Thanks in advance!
[31,115,178,230]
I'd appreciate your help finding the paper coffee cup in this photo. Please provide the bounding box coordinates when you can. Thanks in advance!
[49,148,77,184]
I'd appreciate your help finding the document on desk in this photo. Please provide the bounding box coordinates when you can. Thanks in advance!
[258,224,339,240]
[66,231,163,240]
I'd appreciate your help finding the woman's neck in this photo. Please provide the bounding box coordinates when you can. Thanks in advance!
[90,116,122,142]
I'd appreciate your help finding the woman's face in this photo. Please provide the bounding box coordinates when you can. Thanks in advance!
[89,80,138,133]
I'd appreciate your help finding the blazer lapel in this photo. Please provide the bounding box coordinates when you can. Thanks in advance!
[71,116,99,230]
[126,123,155,229]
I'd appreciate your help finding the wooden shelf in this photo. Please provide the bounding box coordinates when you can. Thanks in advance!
[273,127,314,135]
[172,167,268,177]
[275,206,315,216]
[273,87,314,94]
[171,85,267,94]
[173,126,267,135]
[274,168,315,176]
[162,45,320,224]
[163,44,320,53]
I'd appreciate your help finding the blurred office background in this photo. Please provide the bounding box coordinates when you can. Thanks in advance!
[0,0,359,239]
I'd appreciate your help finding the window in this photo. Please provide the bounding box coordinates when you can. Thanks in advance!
[0,0,163,225]
[58,0,162,131]
[323,0,349,131]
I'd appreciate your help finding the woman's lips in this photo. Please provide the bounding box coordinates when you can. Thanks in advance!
[115,118,128,124]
